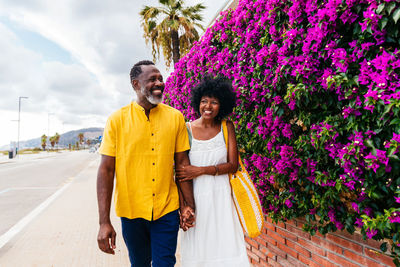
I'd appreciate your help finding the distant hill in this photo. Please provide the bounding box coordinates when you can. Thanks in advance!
[0,127,104,150]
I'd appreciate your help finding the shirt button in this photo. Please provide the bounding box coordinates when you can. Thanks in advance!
[151,133,154,136]
[153,163,155,165]
[153,193,155,196]
[152,179,155,181]
[152,148,154,151]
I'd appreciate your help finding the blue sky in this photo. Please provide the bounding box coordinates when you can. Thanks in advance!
[0,0,227,148]
[0,16,73,64]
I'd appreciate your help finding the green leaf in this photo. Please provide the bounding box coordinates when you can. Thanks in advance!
[387,2,396,14]
[379,18,388,30]
[376,3,385,14]
[390,118,400,126]
[393,8,400,24]
[380,242,388,252]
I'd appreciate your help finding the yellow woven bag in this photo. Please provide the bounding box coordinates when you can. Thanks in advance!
[222,120,264,238]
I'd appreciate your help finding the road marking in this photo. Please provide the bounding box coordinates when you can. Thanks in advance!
[0,180,74,249]
[0,188,11,195]
[0,187,59,196]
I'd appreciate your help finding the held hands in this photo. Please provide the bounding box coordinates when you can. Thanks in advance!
[97,223,117,254]
[179,205,196,231]
[176,165,202,181]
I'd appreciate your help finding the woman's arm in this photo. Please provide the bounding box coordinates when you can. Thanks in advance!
[176,120,238,181]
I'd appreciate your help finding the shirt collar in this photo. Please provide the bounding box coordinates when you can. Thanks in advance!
[132,101,160,112]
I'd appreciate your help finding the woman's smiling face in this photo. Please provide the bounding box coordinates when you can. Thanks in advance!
[199,96,220,119]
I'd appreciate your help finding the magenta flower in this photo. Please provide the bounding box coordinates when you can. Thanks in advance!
[285,199,293,208]
[366,228,378,239]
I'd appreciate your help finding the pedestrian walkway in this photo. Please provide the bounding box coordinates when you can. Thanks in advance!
[0,151,66,164]
[0,156,182,266]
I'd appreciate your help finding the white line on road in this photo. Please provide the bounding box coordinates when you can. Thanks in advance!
[0,157,99,250]
[0,181,74,249]
[0,187,59,196]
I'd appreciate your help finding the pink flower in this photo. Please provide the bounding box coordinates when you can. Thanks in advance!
[366,228,378,239]
[285,199,293,208]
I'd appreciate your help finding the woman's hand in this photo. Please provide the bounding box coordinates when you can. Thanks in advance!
[176,165,203,181]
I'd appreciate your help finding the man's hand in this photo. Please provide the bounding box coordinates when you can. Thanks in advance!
[97,223,117,254]
[180,205,196,231]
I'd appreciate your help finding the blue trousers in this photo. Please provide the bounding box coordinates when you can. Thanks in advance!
[121,209,179,267]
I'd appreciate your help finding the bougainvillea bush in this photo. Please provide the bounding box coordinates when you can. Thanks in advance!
[164,0,400,262]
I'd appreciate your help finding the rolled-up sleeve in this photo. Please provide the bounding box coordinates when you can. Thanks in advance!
[99,113,117,157]
[175,113,190,153]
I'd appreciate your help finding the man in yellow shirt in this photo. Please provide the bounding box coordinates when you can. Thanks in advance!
[96,60,195,267]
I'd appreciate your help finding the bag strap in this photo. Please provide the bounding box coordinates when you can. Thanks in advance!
[221,120,246,175]
[186,122,192,148]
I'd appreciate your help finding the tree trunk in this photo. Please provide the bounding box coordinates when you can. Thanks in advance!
[171,29,180,67]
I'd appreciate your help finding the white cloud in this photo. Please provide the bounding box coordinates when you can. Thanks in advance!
[0,0,225,147]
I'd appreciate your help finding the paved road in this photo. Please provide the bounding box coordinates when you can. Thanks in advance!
[0,151,184,266]
[0,151,98,236]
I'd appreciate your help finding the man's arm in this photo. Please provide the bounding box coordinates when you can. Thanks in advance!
[96,155,117,254]
[175,151,195,230]
[174,151,195,209]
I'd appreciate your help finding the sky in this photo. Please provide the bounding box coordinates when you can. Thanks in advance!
[0,0,227,148]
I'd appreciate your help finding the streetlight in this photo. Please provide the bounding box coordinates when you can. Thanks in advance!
[17,96,28,154]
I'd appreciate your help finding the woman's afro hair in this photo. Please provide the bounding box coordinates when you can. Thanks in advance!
[190,76,236,119]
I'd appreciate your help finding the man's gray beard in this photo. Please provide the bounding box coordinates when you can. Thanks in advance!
[141,85,163,105]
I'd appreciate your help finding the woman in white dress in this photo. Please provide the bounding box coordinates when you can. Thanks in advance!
[176,77,250,267]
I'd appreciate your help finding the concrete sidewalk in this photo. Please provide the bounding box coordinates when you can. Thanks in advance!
[0,150,70,164]
[0,156,182,266]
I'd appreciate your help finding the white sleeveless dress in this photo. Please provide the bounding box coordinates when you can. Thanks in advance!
[180,125,250,267]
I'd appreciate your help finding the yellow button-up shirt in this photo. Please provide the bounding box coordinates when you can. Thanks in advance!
[99,102,189,220]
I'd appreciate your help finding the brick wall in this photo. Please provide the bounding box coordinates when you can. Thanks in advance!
[246,216,396,267]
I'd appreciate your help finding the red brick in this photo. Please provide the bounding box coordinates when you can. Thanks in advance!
[277,221,286,229]
[277,256,295,267]
[298,238,326,257]
[267,217,274,224]
[268,242,287,258]
[287,239,311,258]
[246,242,251,250]
[253,259,269,267]
[366,239,387,251]
[327,252,360,267]
[286,254,301,266]
[335,230,364,243]
[343,249,383,267]
[277,242,298,259]
[260,258,268,267]
[312,254,338,267]
[286,225,311,240]
[255,236,268,247]
[265,222,276,232]
[260,245,277,261]
[262,226,267,234]
[267,259,282,267]
[298,253,312,265]
[277,228,298,241]
[296,220,305,229]
[247,248,260,262]
[268,230,286,244]
[325,234,363,252]
[286,220,297,227]
[246,236,260,249]
[253,246,268,261]
[364,248,396,267]
[311,235,343,254]
[264,233,278,246]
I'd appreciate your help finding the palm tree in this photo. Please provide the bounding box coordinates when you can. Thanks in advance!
[78,133,84,145]
[140,0,205,68]
[54,132,60,150]
[41,134,47,151]
[49,136,56,149]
